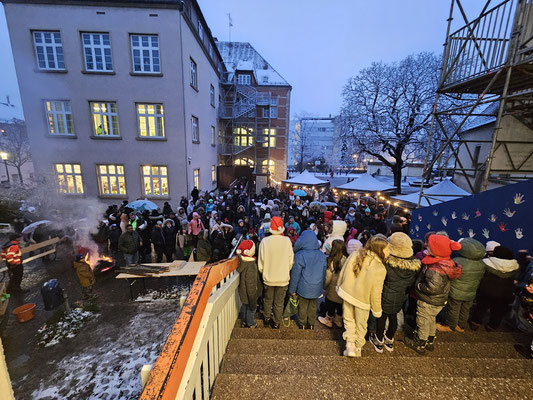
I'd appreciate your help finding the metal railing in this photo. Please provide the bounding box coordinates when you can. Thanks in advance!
[139,258,240,400]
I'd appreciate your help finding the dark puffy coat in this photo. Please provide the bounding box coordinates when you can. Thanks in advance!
[118,231,141,254]
[237,257,262,308]
[450,238,486,301]
[196,238,212,262]
[151,226,165,248]
[478,257,519,303]
[382,255,421,314]
[163,220,177,250]
[416,258,462,306]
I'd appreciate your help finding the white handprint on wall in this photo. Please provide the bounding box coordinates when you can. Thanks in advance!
[451,212,457,219]
[503,208,515,218]
[441,217,448,226]
[515,228,523,239]
[468,229,475,238]
[482,228,489,239]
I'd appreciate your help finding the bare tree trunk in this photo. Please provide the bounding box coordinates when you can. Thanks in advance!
[16,165,23,184]
[393,163,403,194]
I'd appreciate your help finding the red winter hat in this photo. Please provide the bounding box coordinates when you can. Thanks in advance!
[237,239,256,257]
[428,234,461,258]
[270,216,285,234]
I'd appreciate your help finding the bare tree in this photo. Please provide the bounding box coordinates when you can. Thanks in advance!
[293,112,317,172]
[339,52,441,193]
[0,119,31,184]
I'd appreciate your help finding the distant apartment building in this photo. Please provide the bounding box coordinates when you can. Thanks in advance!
[2,0,222,204]
[216,42,291,186]
[290,116,336,171]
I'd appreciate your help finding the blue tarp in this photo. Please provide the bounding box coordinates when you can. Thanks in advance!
[410,179,533,254]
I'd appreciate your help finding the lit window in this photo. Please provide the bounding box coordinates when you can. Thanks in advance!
[130,34,160,73]
[190,58,198,88]
[82,33,113,72]
[198,22,204,41]
[261,159,275,175]
[234,158,254,167]
[44,100,74,135]
[262,128,276,148]
[210,84,215,106]
[33,31,65,70]
[91,102,119,136]
[211,165,216,183]
[55,163,83,194]
[192,116,199,142]
[193,168,200,188]
[233,127,254,147]
[211,126,216,146]
[137,104,164,137]
[237,74,251,85]
[141,165,168,196]
[97,164,126,195]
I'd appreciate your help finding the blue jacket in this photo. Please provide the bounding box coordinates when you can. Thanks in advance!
[285,221,301,235]
[288,231,327,299]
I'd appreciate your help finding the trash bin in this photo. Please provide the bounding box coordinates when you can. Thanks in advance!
[41,279,64,311]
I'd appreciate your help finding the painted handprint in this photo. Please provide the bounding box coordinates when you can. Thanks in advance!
[462,213,470,221]
[426,224,431,230]
[498,222,508,232]
[468,229,475,238]
[457,227,463,236]
[441,217,448,226]
[415,225,419,232]
[451,211,457,220]
[503,208,515,218]
[515,228,523,239]
[432,210,438,216]
[514,193,525,205]
[410,229,414,235]
[489,214,497,223]
[482,228,489,239]
[418,215,422,222]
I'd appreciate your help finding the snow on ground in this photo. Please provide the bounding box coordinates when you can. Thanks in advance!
[134,285,189,302]
[37,308,98,347]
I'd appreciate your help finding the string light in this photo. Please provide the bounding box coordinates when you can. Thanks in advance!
[404,208,409,212]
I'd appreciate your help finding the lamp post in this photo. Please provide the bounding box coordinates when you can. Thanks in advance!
[0,152,9,184]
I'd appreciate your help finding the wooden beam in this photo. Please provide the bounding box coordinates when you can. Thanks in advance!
[21,237,60,254]
[22,248,56,264]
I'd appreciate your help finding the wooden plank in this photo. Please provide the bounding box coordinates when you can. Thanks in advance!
[21,237,60,254]
[22,248,56,264]
[115,261,205,279]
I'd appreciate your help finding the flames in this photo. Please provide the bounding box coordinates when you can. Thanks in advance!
[84,252,113,270]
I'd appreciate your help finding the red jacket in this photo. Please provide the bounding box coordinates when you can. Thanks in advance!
[1,240,22,266]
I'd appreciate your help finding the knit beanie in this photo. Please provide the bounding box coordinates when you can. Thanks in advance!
[270,216,285,234]
[347,239,363,255]
[427,234,461,258]
[237,240,256,258]
[493,246,514,260]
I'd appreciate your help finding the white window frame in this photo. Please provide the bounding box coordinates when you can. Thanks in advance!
[130,34,160,74]
[193,168,200,188]
[33,31,65,71]
[82,32,113,72]
[44,100,74,136]
[210,84,215,107]
[55,163,83,194]
[211,125,216,146]
[237,74,251,85]
[263,107,278,118]
[97,164,126,196]
[192,115,199,142]
[198,22,204,41]
[211,165,216,183]
[141,165,169,197]
[90,102,120,137]
[190,58,198,88]
[137,103,165,137]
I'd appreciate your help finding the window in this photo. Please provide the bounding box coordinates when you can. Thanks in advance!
[262,76,269,83]
[130,34,160,73]
[192,116,199,142]
[211,165,216,183]
[190,58,198,88]
[91,102,119,136]
[318,127,326,132]
[233,127,254,147]
[141,165,168,196]
[97,164,126,195]
[33,31,65,70]
[45,101,74,135]
[55,163,83,194]
[262,128,276,148]
[210,84,215,107]
[198,22,204,40]
[137,104,164,137]
[234,157,255,167]
[262,107,277,118]
[193,168,200,188]
[262,159,275,175]
[237,74,251,85]
[211,126,216,146]
[82,33,113,72]
[208,43,213,59]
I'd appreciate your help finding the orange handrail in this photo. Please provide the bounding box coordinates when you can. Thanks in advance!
[139,257,238,400]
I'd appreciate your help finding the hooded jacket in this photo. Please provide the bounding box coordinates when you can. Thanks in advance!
[237,255,262,308]
[258,229,294,286]
[382,255,421,314]
[324,255,346,304]
[416,257,462,306]
[450,238,486,301]
[321,220,347,253]
[288,231,327,299]
[479,256,519,302]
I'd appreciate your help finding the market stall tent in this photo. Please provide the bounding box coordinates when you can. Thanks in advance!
[335,173,395,193]
[393,179,470,207]
[282,170,329,186]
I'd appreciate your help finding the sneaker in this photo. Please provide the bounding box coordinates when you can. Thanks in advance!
[318,315,333,328]
[425,335,436,352]
[299,324,306,330]
[436,323,453,332]
[343,341,361,357]
[383,335,394,352]
[307,324,314,330]
[404,333,427,355]
[369,333,384,354]
[270,320,280,329]
[333,314,343,328]
[282,317,291,328]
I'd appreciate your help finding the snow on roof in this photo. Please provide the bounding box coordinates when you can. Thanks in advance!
[216,42,290,86]
[282,170,329,185]
[392,179,470,206]
[460,102,498,133]
[335,173,396,192]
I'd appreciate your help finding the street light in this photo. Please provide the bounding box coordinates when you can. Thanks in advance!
[0,152,9,184]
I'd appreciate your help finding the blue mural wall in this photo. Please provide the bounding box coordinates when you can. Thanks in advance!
[410,179,533,254]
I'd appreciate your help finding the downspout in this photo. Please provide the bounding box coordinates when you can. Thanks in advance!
[179,9,190,196]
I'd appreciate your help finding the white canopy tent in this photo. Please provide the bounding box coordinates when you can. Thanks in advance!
[334,173,395,192]
[393,179,470,207]
[282,170,329,186]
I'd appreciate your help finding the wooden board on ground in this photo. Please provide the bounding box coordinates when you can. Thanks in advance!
[115,261,206,279]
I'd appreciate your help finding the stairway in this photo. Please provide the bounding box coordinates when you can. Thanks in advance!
[211,319,533,399]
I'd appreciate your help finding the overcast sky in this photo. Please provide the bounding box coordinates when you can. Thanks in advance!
[0,0,483,120]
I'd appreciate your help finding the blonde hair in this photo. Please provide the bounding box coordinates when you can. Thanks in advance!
[351,234,389,277]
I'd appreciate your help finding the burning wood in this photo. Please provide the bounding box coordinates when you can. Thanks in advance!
[84,252,115,272]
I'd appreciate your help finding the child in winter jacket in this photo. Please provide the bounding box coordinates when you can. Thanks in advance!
[236,240,262,328]
[404,234,462,355]
[370,233,421,353]
[318,240,347,328]
[336,234,389,357]
[288,231,327,329]
[437,238,486,333]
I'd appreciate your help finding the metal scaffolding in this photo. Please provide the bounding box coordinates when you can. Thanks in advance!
[418,0,533,206]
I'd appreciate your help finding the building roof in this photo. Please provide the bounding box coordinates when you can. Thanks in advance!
[392,179,470,207]
[216,42,290,87]
[335,173,395,192]
[2,0,182,6]
[460,102,499,133]
[282,170,329,186]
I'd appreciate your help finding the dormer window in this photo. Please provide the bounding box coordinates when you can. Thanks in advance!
[237,74,251,85]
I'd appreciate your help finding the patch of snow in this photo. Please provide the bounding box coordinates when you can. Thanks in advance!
[38,308,98,347]
[134,285,189,302]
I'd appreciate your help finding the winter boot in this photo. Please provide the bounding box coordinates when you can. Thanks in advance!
[369,333,384,353]
[343,341,361,357]
[425,335,436,351]
[318,314,333,328]
[333,314,343,328]
[436,323,452,332]
[383,334,394,352]
[404,332,427,355]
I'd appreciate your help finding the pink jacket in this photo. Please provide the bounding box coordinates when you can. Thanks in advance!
[188,213,205,235]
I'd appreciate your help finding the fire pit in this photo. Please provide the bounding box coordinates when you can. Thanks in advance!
[93,256,116,274]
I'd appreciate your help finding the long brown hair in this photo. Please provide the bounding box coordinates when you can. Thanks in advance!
[350,234,389,277]
[328,239,347,273]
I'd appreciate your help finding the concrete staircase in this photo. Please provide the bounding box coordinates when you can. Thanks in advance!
[211,320,533,399]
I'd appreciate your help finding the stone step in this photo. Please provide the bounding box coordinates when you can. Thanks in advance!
[220,353,533,379]
[211,374,532,400]
[226,338,525,359]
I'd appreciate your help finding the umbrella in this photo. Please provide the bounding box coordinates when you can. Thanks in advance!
[22,220,51,234]
[321,201,337,207]
[293,189,307,197]
[126,200,159,212]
